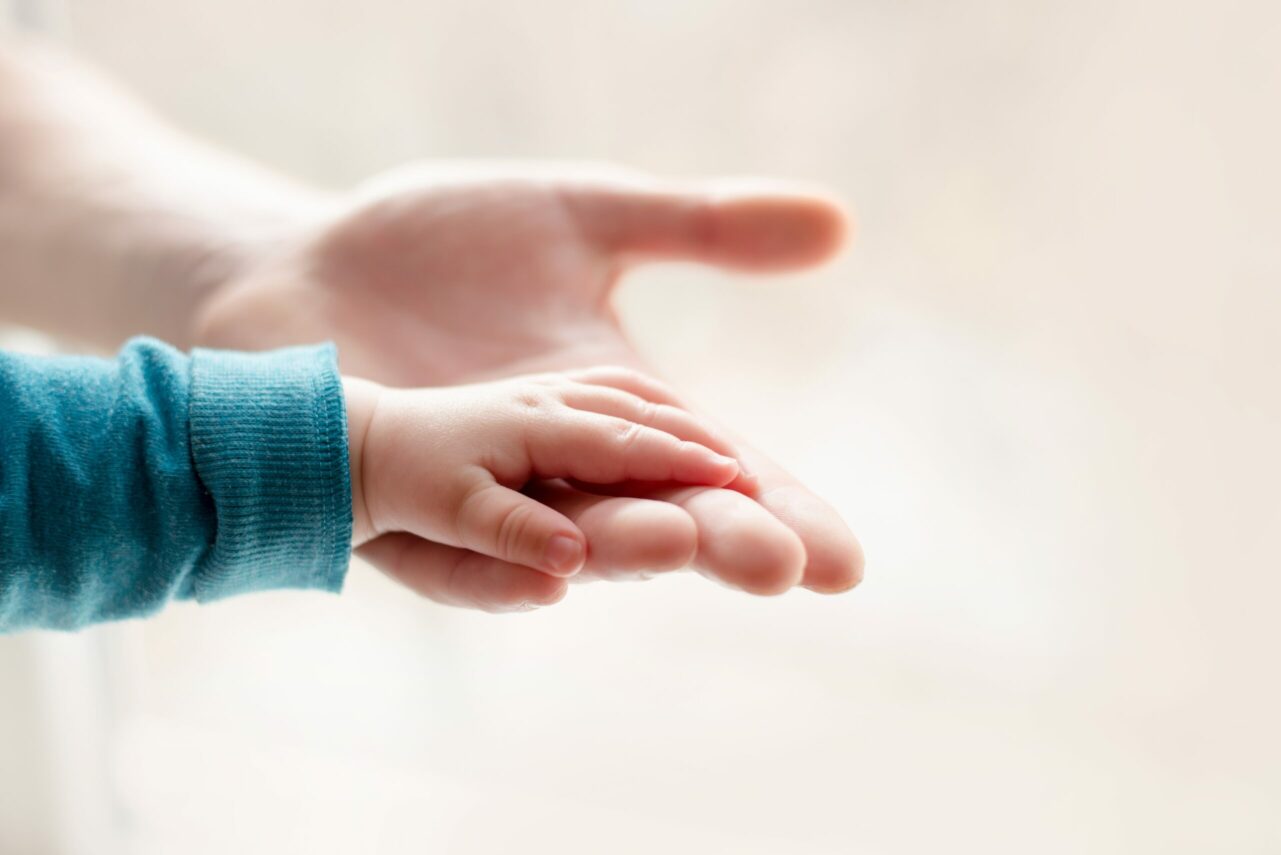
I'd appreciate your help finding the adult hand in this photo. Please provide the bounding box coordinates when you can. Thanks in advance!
[194,163,863,610]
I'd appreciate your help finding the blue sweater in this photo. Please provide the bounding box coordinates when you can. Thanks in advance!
[0,338,352,632]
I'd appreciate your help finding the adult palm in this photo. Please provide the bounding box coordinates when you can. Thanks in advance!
[195,163,863,611]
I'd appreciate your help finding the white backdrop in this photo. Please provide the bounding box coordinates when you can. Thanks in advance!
[1,0,1278,852]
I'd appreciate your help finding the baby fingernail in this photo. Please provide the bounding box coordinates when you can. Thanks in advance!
[545,535,585,575]
[712,452,738,470]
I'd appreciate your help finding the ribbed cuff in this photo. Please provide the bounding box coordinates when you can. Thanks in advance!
[188,342,352,602]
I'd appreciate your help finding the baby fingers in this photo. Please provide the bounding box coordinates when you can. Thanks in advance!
[558,384,740,460]
[554,369,756,492]
[525,409,740,486]
[452,476,589,577]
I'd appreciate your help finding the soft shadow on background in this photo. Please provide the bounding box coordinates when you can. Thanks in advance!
[1,1,1279,853]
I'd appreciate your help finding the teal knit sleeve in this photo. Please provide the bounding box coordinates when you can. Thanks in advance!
[0,337,352,632]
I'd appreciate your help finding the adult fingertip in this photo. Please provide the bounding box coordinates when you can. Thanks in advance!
[578,497,698,575]
[708,186,852,271]
[801,533,866,593]
[760,486,865,593]
[481,564,571,613]
[732,526,807,596]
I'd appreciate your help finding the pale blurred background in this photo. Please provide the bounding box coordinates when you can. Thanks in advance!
[1,0,1279,852]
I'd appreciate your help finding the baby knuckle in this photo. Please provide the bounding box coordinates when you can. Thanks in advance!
[495,502,537,559]
[678,439,703,457]
[635,399,661,423]
[513,387,548,411]
[613,420,644,453]
[453,479,493,541]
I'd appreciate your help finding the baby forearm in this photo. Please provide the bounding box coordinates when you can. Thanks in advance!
[0,38,327,348]
[0,338,352,632]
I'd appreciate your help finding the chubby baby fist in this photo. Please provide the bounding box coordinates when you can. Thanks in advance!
[344,368,749,577]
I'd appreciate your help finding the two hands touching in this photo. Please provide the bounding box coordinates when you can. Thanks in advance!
[0,45,861,614]
[194,165,864,611]
[345,368,751,588]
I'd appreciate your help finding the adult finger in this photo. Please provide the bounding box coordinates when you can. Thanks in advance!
[359,534,570,613]
[648,484,808,596]
[570,373,865,593]
[526,481,698,579]
[560,177,851,272]
[359,488,701,610]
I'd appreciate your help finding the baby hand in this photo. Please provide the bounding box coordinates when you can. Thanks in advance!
[344,368,748,576]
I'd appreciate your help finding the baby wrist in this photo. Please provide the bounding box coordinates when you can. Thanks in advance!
[342,376,384,545]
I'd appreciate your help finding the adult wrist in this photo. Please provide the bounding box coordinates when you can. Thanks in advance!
[173,203,329,349]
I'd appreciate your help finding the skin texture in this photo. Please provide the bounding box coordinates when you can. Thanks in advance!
[195,163,865,611]
[342,370,749,576]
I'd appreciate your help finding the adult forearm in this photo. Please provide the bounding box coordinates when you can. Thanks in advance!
[0,38,328,348]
